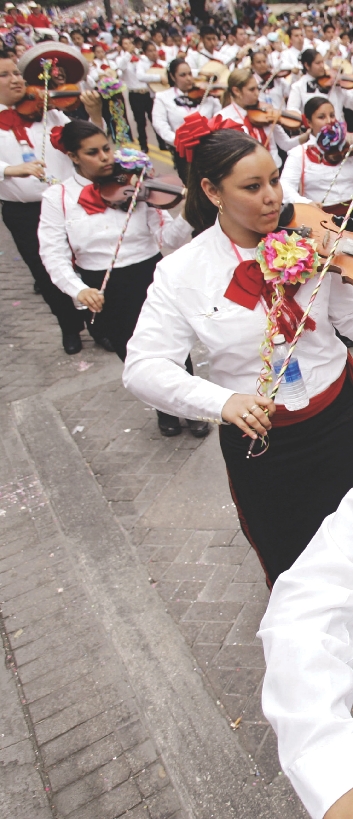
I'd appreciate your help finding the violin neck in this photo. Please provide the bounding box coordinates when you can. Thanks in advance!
[144,179,184,195]
[48,90,81,99]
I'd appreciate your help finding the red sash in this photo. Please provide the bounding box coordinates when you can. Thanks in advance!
[272,357,353,426]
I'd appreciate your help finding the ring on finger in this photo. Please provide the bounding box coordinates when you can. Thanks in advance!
[242,411,250,420]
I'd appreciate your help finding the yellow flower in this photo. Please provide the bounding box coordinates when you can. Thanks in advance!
[271,234,309,270]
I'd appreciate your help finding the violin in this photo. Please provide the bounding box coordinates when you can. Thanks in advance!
[187,81,226,101]
[98,171,185,211]
[279,202,353,284]
[247,103,303,133]
[317,72,353,90]
[259,68,292,83]
[16,84,82,118]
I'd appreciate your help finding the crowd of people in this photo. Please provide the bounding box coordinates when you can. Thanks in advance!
[4,3,353,816]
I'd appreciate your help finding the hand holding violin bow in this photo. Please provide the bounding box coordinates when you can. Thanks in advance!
[77,288,105,312]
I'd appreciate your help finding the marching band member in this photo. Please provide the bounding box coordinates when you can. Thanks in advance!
[185,25,227,78]
[221,68,309,170]
[135,40,168,151]
[287,48,353,120]
[0,46,103,355]
[259,489,353,819]
[88,43,117,83]
[250,49,290,109]
[38,121,207,439]
[280,26,304,73]
[152,58,221,183]
[281,96,353,213]
[123,115,353,587]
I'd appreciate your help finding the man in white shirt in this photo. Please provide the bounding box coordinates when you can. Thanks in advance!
[186,25,226,77]
[134,40,168,152]
[315,23,340,58]
[218,25,248,66]
[0,55,103,354]
[259,488,353,819]
[283,26,305,72]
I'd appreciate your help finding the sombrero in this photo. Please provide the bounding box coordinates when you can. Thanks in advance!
[18,41,88,85]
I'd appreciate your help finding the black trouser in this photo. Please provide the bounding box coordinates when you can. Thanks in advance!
[129,90,166,152]
[77,255,193,380]
[77,253,162,361]
[2,201,84,335]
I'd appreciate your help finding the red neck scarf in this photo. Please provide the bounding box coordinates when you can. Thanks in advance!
[0,108,34,146]
[78,184,107,214]
[224,259,316,342]
[306,144,339,166]
[231,103,268,149]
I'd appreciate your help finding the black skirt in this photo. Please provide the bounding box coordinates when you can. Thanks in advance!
[219,375,353,587]
[76,252,162,362]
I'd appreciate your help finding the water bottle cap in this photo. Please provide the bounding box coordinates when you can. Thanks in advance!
[273,333,286,344]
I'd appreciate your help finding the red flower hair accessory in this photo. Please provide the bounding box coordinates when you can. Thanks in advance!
[174,112,244,162]
[50,126,67,154]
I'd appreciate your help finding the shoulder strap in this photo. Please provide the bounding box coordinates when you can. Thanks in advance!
[299,145,305,197]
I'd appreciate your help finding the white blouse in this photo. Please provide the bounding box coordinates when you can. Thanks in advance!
[220,102,301,169]
[259,488,353,819]
[152,86,221,146]
[287,73,353,120]
[0,106,73,202]
[38,172,192,300]
[123,218,353,422]
[281,134,353,205]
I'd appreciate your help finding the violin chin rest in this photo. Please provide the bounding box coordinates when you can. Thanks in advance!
[277,202,294,227]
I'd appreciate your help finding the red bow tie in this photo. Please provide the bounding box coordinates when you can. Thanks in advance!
[224,259,315,342]
[0,108,34,146]
[78,184,107,214]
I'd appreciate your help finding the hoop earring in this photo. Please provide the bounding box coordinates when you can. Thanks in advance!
[217,199,223,215]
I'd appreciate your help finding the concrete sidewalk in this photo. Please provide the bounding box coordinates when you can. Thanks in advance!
[0,150,308,818]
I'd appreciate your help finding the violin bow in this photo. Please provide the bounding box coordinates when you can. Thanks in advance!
[321,141,353,205]
[247,192,353,458]
[91,167,146,325]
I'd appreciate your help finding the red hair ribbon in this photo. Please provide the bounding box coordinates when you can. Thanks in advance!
[50,126,67,154]
[174,112,244,162]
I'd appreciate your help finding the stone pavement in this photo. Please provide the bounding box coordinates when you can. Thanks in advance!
[0,146,308,818]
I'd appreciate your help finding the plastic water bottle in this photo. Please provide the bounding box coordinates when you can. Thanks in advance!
[272,334,309,410]
[20,140,36,163]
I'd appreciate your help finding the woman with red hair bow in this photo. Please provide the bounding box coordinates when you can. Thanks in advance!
[39,120,209,439]
[123,111,353,588]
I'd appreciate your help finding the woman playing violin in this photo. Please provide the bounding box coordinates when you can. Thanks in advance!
[123,116,353,587]
[221,68,310,169]
[152,57,221,183]
[281,96,353,214]
[250,49,291,111]
[38,121,208,439]
[287,48,353,121]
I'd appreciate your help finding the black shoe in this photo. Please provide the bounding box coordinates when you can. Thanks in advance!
[157,410,182,437]
[62,333,82,355]
[94,336,115,352]
[33,282,41,294]
[186,419,210,438]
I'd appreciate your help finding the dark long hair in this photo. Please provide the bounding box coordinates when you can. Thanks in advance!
[300,48,319,73]
[185,129,258,234]
[61,120,106,153]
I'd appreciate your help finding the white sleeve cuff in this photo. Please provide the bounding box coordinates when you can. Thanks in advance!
[288,733,353,819]
[0,161,10,181]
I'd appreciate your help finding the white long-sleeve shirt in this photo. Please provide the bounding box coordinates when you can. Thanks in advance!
[258,488,353,819]
[0,106,72,202]
[281,134,353,205]
[136,55,166,89]
[152,86,221,146]
[185,47,226,77]
[287,73,353,120]
[220,102,301,169]
[114,51,150,92]
[38,172,192,300]
[123,217,353,422]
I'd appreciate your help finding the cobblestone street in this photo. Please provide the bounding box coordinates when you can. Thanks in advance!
[0,147,309,819]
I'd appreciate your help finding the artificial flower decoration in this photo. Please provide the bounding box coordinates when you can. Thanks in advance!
[317,120,347,154]
[96,76,126,98]
[113,147,153,175]
[256,230,319,285]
